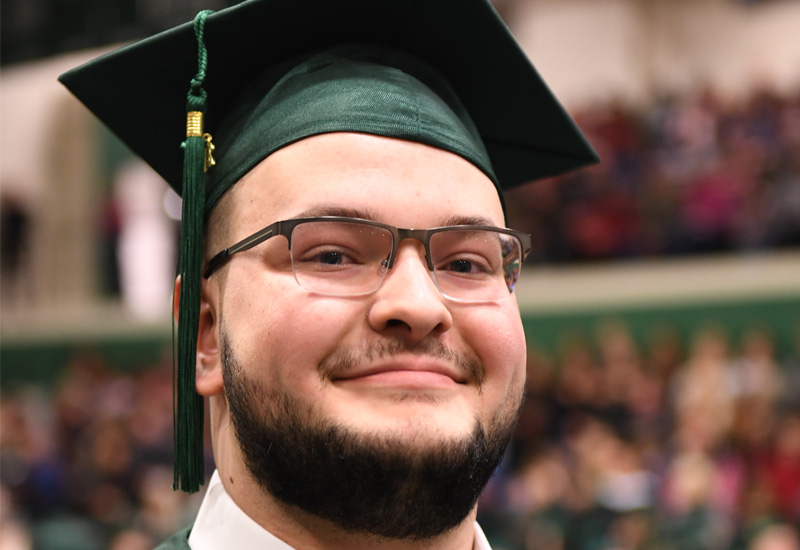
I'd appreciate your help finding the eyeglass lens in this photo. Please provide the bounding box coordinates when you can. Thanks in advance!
[288,220,523,301]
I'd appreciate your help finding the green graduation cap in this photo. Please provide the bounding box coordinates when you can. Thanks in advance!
[59,0,598,493]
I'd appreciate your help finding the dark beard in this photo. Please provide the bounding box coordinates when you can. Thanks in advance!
[221,330,523,541]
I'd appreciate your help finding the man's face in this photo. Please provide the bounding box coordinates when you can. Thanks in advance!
[208,132,527,536]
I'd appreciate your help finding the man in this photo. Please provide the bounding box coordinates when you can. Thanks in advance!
[60,0,597,548]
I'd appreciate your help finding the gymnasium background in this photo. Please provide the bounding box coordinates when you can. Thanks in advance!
[2,1,799,549]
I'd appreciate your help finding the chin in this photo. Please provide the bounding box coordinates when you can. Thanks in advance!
[327,391,478,436]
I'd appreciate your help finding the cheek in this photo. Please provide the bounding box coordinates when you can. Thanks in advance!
[462,302,527,396]
[223,271,364,390]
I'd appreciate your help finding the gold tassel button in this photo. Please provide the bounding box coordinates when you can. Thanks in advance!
[186,111,204,137]
[186,112,215,172]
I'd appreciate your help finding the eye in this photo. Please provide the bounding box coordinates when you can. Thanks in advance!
[318,250,347,265]
[430,229,505,277]
[437,255,492,276]
[446,258,484,274]
[298,247,359,267]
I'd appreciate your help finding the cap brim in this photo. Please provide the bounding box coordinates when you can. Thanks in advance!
[59,0,598,195]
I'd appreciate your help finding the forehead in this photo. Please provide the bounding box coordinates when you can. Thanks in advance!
[228,132,506,233]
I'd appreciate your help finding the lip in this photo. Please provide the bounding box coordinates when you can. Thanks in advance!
[331,357,468,387]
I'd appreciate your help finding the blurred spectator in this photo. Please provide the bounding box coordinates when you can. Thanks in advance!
[749,524,800,550]
[729,329,782,406]
[0,187,33,307]
[657,451,733,550]
[671,327,736,454]
[755,413,800,523]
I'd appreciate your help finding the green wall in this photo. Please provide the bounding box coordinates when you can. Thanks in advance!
[522,295,799,359]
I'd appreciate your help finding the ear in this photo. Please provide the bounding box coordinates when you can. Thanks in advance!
[173,275,225,397]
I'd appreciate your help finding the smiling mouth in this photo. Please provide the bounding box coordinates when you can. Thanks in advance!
[319,340,486,388]
[330,358,468,388]
[333,371,463,394]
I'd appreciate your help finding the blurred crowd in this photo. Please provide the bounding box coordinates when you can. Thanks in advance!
[506,90,800,262]
[478,323,800,550]
[1,321,798,550]
[0,352,201,550]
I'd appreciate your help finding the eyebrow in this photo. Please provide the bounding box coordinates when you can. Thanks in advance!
[440,214,499,228]
[292,206,383,222]
[291,208,499,229]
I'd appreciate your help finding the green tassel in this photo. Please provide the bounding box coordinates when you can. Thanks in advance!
[174,9,214,494]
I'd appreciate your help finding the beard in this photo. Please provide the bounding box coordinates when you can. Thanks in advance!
[221,329,524,541]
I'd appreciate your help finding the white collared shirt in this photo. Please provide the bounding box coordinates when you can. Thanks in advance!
[189,470,492,550]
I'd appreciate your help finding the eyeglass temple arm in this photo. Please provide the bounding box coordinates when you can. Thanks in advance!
[203,224,278,278]
[519,233,532,259]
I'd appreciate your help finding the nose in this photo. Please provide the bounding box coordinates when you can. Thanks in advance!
[367,242,453,342]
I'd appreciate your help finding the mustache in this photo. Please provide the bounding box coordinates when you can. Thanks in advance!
[318,338,486,386]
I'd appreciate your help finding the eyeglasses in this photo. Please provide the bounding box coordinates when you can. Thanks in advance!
[205,216,531,303]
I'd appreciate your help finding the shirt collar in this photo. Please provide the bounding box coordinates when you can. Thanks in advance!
[189,470,492,550]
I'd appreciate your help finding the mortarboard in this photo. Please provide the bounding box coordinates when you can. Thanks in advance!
[59,0,598,493]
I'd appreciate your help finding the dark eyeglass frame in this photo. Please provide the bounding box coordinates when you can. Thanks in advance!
[204,216,532,286]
